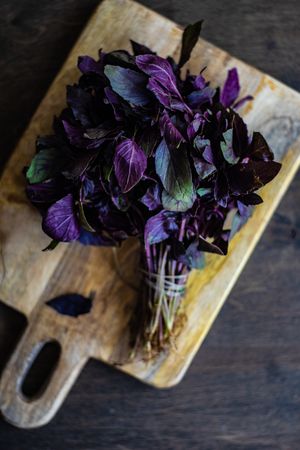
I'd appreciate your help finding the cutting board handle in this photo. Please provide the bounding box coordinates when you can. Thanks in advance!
[0,304,89,428]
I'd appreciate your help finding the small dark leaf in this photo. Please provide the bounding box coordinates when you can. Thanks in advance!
[198,235,225,255]
[250,131,274,161]
[42,240,60,252]
[178,21,203,68]
[238,193,263,206]
[232,113,248,157]
[46,293,92,317]
[130,40,155,55]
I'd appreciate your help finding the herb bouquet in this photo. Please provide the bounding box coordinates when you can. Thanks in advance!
[25,22,281,355]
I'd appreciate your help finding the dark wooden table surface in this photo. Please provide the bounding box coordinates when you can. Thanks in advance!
[0,0,300,448]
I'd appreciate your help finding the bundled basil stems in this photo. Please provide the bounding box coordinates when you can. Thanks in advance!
[25,22,281,355]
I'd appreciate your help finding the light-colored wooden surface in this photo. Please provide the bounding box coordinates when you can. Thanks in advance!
[0,0,300,428]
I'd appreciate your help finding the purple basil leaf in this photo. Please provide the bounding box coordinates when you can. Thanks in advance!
[159,110,185,146]
[220,129,239,164]
[187,114,203,140]
[193,74,206,89]
[144,210,178,245]
[62,121,87,148]
[46,293,92,317]
[104,65,150,106]
[232,113,249,157]
[214,171,229,207]
[42,193,80,242]
[178,21,203,68]
[136,54,190,113]
[130,40,155,55]
[78,55,103,75]
[178,241,205,269]
[140,184,161,210]
[194,136,211,153]
[66,85,94,128]
[220,68,240,108]
[104,86,124,121]
[187,86,215,108]
[155,139,194,205]
[250,131,274,161]
[114,138,147,193]
[192,156,216,180]
[110,182,130,211]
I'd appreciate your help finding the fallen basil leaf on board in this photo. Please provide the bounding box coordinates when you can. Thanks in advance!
[24,19,281,356]
[46,294,93,317]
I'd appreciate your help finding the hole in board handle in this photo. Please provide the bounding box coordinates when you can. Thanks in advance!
[21,340,61,401]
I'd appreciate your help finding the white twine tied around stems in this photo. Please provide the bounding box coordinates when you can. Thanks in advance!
[141,241,190,339]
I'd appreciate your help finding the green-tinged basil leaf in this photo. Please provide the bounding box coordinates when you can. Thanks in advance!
[178,20,203,68]
[78,202,95,232]
[220,129,239,164]
[155,139,194,205]
[197,187,212,197]
[27,149,64,184]
[104,65,150,106]
[162,189,195,212]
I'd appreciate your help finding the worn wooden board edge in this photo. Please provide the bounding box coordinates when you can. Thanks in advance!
[0,0,299,424]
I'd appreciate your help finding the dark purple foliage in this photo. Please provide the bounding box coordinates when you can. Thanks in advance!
[46,293,92,317]
[25,20,281,271]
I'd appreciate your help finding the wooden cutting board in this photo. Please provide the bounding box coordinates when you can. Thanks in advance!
[1,0,300,429]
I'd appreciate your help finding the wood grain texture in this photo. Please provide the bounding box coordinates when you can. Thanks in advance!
[0,0,300,446]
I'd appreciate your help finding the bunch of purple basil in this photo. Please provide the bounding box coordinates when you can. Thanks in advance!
[26,22,281,353]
